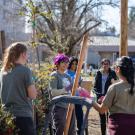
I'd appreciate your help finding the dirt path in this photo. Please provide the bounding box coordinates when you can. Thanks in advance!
[88,108,101,135]
[82,77,101,135]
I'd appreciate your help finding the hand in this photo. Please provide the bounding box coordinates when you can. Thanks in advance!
[98,96,104,104]
[65,84,72,92]
[79,88,90,98]
[75,87,90,98]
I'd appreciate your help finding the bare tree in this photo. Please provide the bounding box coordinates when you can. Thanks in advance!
[128,7,135,39]
[21,0,119,55]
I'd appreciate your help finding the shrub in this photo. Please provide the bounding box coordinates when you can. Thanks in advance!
[0,101,17,135]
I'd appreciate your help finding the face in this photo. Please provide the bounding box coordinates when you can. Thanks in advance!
[21,51,28,64]
[57,60,69,72]
[70,61,78,71]
[114,65,120,77]
[102,61,110,72]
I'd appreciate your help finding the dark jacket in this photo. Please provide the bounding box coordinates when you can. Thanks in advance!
[93,68,117,99]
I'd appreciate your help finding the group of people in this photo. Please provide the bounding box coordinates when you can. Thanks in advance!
[0,42,135,135]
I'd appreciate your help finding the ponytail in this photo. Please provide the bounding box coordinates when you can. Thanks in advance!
[2,42,27,72]
[126,67,134,95]
[117,56,134,95]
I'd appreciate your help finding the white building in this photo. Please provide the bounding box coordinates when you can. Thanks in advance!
[87,36,135,67]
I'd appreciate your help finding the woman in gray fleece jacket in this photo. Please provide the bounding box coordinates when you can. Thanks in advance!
[49,54,76,135]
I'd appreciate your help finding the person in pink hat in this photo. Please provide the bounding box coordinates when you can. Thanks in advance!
[49,54,76,135]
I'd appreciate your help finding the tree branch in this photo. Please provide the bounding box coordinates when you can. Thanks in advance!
[80,18,98,31]
[72,22,101,46]
[76,0,92,27]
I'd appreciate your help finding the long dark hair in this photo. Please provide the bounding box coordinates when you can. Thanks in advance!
[2,42,27,72]
[116,56,134,95]
[68,56,78,70]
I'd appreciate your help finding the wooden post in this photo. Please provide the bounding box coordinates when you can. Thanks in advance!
[63,33,89,135]
[120,0,128,56]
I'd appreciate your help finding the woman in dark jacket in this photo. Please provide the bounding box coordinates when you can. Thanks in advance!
[93,56,135,135]
[93,58,117,135]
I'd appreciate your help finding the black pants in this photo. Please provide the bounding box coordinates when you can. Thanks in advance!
[52,106,76,135]
[14,117,36,135]
[99,113,108,135]
[75,104,83,135]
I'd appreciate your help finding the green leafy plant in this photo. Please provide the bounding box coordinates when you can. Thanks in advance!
[0,101,16,135]
[33,63,54,134]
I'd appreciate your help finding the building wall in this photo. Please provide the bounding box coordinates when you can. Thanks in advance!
[87,48,100,66]
[87,50,116,67]
[0,0,26,47]
[87,36,135,67]
[99,52,113,63]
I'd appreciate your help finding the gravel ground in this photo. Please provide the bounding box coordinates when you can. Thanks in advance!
[82,77,102,135]
[88,108,101,135]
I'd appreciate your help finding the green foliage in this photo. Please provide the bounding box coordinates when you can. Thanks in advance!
[17,0,70,54]
[33,63,54,133]
[34,63,54,90]
[0,61,15,134]
[0,101,16,134]
[31,41,38,47]
[19,0,51,29]
[49,29,71,53]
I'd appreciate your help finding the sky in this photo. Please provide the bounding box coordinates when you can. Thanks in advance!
[101,0,135,34]
[25,0,135,33]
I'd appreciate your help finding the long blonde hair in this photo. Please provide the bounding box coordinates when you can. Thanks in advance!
[2,42,27,72]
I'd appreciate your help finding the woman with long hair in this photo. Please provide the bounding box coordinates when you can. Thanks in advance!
[93,56,135,135]
[0,42,37,135]
[66,56,83,135]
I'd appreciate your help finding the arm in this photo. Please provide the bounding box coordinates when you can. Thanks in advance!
[93,84,116,114]
[51,88,68,97]
[92,101,108,114]
[24,68,37,99]
[49,73,68,97]
[27,85,37,99]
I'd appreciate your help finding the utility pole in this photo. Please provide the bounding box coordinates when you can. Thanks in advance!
[120,0,128,56]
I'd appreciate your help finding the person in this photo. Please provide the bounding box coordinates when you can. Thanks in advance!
[92,56,135,135]
[49,54,76,135]
[66,56,83,135]
[93,58,117,135]
[87,64,93,75]
[0,42,37,135]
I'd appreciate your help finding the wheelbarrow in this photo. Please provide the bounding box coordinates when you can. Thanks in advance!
[42,95,93,135]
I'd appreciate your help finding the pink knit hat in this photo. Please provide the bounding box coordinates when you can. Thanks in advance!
[53,54,69,65]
